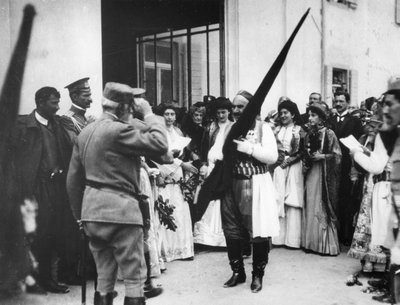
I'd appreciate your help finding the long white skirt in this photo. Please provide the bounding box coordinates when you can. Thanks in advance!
[158,184,194,262]
[272,162,303,248]
[193,199,226,247]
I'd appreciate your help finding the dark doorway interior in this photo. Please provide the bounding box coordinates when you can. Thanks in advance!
[101,0,223,106]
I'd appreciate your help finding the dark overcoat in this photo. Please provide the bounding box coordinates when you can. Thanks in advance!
[10,111,72,197]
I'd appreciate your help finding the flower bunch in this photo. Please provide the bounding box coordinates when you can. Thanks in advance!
[155,195,177,231]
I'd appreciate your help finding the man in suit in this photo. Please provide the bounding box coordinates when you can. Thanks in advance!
[67,82,170,305]
[329,91,364,245]
[11,87,71,293]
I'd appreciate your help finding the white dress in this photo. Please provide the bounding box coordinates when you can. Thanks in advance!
[193,121,231,247]
[272,124,304,248]
[157,127,194,262]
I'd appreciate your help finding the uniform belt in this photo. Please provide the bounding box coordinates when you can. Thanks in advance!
[85,180,147,200]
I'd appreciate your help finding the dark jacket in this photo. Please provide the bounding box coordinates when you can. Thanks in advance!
[328,113,364,174]
[10,111,72,196]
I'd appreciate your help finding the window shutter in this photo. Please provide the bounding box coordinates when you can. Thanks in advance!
[350,69,358,105]
[347,0,358,9]
[324,65,333,106]
[396,0,400,25]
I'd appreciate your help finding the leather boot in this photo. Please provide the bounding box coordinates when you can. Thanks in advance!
[124,297,146,305]
[389,264,400,304]
[224,259,246,288]
[94,291,114,305]
[251,241,269,293]
[144,252,163,299]
[224,239,246,288]
[144,252,163,298]
[242,239,252,257]
[144,281,163,298]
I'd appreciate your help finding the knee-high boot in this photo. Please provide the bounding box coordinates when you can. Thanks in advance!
[143,251,163,298]
[94,291,114,305]
[124,297,146,305]
[251,240,269,293]
[223,239,246,288]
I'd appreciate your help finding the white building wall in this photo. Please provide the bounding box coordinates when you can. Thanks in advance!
[365,0,400,97]
[0,0,102,116]
[321,0,400,105]
[225,0,323,117]
[226,0,400,114]
[285,0,322,113]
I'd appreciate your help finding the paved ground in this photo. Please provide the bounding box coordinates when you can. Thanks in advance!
[4,246,382,305]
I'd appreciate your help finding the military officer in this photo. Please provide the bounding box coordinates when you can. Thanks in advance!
[67,82,170,305]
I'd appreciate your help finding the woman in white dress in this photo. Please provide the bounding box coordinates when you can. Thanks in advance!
[157,104,195,262]
[272,99,304,248]
[194,98,234,247]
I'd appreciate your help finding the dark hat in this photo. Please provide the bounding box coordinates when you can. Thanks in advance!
[65,77,91,94]
[103,82,133,104]
[307,102,328,121]
[213,97,232,111]
[203,95,216,103]
[236,89,253,102]
[278,99,298,115]
[278,99,302,125]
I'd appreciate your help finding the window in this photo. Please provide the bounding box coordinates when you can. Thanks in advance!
[327,0,358,9]
[137,24,223,107]
[332,68,350,95]
[324,65,358,105]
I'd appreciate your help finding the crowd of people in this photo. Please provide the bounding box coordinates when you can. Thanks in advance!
[2,75,400,305]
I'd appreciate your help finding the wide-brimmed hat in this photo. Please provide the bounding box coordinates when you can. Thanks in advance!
[103,82,135,104]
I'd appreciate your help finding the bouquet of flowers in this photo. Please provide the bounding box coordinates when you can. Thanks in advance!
[178,174,203,205]
[303,127,321,174]
[155,195,177,232]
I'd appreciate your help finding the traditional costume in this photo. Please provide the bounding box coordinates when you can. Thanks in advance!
[302,114,342,255]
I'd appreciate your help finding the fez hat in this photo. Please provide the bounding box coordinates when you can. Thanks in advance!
[236,89,253,102]
[307,102,328,121]
[65,77,91,93]
[103,82,136,104]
